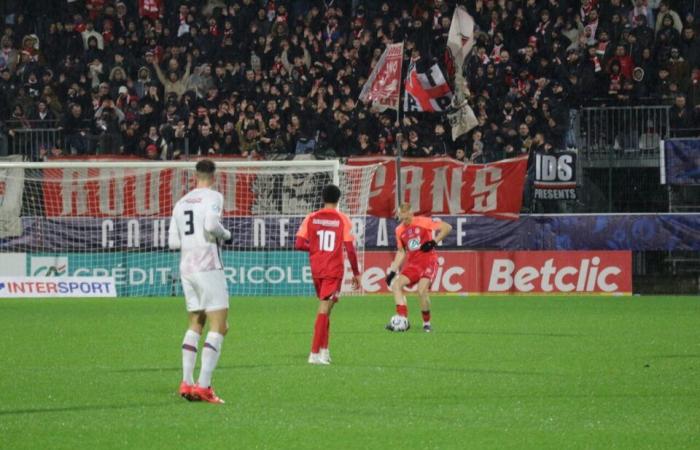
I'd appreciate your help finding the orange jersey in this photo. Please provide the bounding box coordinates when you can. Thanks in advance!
[296,208,354,279]
[395,216,442,265]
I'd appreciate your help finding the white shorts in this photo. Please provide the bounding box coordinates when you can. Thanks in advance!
[181,270,229,312]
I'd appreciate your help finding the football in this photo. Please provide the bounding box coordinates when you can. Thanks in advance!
[389,315,410,332]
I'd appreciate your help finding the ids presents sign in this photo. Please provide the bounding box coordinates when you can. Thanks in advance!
[533,151,577,200]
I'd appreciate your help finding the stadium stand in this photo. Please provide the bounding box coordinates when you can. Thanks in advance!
[0,0,698,161]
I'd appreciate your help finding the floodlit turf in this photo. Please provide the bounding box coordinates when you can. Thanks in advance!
[0,295,699,450]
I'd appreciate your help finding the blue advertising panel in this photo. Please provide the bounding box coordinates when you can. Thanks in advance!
[663,139,700,185]
[1,214,698,252]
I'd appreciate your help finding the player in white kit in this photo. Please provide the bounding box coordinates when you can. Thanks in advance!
[168,159,230,404]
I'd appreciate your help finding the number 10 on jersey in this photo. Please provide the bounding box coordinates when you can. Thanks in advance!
[316,230,336,252]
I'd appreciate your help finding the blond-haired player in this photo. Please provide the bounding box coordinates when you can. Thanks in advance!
[385,203,452,332]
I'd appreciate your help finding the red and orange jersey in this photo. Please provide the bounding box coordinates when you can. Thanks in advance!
[297,208,354,279]
[395,216,442,264]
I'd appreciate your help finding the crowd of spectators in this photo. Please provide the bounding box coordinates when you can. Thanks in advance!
[0,0,698,162]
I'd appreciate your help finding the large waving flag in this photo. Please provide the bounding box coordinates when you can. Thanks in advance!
[358,42,404,111]
[404,63,453,112]
[446,5,475,79]
[445,5,478,141]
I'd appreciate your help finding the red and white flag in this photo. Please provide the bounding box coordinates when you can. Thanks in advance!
[358,42,404,111]
[445,5,475,79]
[404,63,453,112]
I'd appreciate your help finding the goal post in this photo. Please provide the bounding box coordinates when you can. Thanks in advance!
[0,159,377,297]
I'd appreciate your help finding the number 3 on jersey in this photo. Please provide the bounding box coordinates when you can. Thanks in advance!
[316,230,336,252]
[184,210,194,235]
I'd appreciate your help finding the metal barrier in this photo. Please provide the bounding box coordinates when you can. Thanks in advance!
[579,105,671,167]
[8,128,147,158]
[9,128,64,159]
[5,119,61,129]
[7,126,191,159]
[670,128,700,139]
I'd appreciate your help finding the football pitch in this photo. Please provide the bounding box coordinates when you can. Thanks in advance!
[1,295,698,449]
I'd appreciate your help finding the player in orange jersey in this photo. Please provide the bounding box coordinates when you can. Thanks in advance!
[295,184,361,364]
[385,203,452,332]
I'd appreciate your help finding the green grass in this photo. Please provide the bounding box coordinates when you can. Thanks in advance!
[0,295,699,450]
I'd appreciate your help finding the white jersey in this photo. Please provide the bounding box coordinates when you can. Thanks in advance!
[168,187,231,277]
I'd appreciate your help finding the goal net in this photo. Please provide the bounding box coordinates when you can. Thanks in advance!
[0,159,378,297]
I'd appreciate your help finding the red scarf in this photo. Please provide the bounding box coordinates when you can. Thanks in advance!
[580,0,597,19]
[139,0,161,20]
[596,40,608,57]
[102,30,114,45]
[490,44,502,64]
[609,73,622,93]
[517,78,530,96]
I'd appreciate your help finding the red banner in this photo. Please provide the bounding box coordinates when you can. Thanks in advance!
[40,155,526,218]
[361,251,632,295]
[358,42,403,111]
[347,156,528,219]
[42,165,256,217]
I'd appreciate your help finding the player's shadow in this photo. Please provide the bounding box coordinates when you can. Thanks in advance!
[244,331,310,335]
[0,401,172,416]
[341,363,556,377]
[244,330,385,336]
[437,330,582,337]
[110,364,297,373]
[110,366,182,373]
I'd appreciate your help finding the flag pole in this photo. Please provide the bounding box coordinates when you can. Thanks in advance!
[357,41,404,214]
[395,40,405,213]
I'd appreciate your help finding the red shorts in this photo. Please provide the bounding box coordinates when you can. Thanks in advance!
[401,259,438,287]
[313,277,342,301]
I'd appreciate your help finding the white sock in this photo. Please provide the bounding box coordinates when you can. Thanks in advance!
[198,332,224,388]
[181,330,200,384]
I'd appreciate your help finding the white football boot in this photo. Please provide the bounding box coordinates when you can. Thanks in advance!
[308,352,330,365]
[319,348,332,364]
